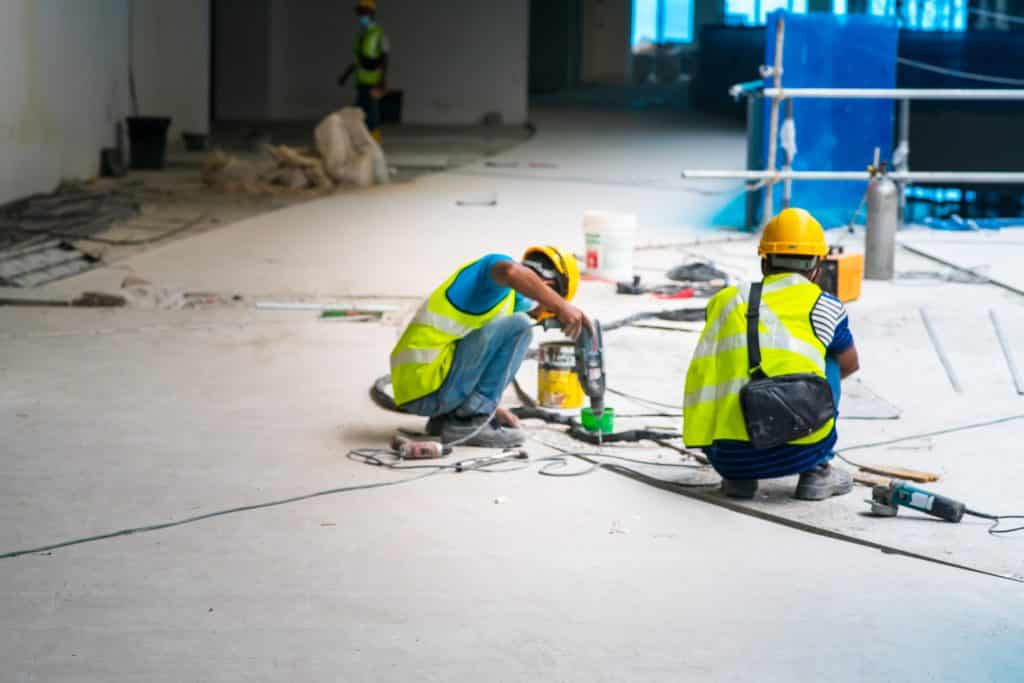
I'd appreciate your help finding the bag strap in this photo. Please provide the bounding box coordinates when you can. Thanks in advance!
[746,281,766,379]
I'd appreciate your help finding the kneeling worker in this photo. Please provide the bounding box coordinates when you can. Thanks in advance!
[683,208,860,500]
[391,248,590,448]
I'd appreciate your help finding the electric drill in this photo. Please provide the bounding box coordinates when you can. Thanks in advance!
[541,318,606,419]
[867,480,966,523]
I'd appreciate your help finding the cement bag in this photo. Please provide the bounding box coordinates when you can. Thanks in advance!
[314,111,355,183]
[339,107,389,186]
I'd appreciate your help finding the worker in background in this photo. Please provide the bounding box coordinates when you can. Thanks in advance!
[391,248,590,448]
[338,0,389,143]
[683,208,861,500]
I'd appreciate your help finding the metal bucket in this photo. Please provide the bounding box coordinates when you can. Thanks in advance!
[537,342,583,409]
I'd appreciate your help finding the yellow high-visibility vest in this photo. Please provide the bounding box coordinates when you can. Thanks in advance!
[355,25,385,87]
[390,260,515,406]
[683,273,834,448]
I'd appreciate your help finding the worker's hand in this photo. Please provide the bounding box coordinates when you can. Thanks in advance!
[370,86,387,99]
[494,406,521,429]
[556,303,591,341]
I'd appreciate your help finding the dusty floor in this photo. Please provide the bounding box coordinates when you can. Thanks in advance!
[2,106,1023,681]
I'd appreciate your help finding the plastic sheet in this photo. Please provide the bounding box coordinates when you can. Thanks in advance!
[761,11,898,227]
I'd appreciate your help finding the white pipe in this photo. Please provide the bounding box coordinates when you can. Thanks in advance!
[762,88,1024,100]
[681,170,1024,183]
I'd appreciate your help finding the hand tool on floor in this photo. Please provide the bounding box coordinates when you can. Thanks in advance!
[541,318,607,426]
[390,434,450,460]
[867,479,966,522]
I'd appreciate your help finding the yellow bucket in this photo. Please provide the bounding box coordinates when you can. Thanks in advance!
[537,341,583,409]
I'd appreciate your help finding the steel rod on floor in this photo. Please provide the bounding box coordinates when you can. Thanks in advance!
[990,310,1024,395]
[920,308,963,393]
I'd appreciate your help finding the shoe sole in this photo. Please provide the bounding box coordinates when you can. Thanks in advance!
[793,480,854,501]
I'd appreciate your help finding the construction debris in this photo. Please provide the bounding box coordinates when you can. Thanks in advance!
[202,107,388,194]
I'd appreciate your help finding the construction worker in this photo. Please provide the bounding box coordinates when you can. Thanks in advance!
[339,0,389,142]
[391,248,590,448]
[683,208,861,500]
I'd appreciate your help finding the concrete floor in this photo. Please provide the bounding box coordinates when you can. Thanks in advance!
[2,106,1024,681]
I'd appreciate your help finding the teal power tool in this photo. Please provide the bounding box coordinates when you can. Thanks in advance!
[867,479,966,523]
[541,318,607,427]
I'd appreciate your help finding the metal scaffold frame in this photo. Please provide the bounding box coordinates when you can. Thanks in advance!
[688,16,1024,229]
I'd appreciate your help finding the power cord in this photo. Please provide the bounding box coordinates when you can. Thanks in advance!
[963,510,1024,536]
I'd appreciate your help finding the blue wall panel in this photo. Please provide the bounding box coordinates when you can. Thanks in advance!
[761,11,898,226]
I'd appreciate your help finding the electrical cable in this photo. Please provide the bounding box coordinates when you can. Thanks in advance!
[0,468,441,561]
[605,386,680,411]
[896,56,1024,87]
[964,509,1024,536]
[969,7,1024,25]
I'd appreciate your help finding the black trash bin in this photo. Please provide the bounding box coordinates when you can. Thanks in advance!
[380,91,403,124]
[126,116,172,169]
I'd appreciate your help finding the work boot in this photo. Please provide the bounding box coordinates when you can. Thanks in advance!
[441,415,525,448]
[721,478,759,499]
[794,463,853,501]
[425,414,449,437]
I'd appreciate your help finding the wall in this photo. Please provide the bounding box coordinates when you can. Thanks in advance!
[132,0,211,136]
[213,0,271,121]
[0,0,132,205]
[214,0,530,125]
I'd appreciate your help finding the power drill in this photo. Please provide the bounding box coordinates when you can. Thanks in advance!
[867,480,966,523]
[541,318,606,419]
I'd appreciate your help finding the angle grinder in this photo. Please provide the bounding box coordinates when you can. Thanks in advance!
[867,479,966,523]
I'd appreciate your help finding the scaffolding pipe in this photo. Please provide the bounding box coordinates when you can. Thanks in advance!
[761,88,1024,100]
[990,310,1024,396]
[920,308,963,394]
[681,170,1024,183]
[761,17,786,228]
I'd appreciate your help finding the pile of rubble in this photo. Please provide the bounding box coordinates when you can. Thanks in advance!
[202,107,389,194]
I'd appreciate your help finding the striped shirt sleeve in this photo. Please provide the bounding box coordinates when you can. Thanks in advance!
[811,293,852,353]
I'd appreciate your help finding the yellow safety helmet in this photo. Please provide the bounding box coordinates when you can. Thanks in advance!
[758,208,828,258]
[522,245,579,303]
[356,0,376,11]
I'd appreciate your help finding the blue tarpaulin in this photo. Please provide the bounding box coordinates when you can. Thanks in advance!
[760,11,899,227]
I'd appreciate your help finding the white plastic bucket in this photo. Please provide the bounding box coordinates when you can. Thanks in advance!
[583,211,637,282]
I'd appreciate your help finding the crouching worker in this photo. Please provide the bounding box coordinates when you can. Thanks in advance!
[683,208,861,500]
[390,247,590,448]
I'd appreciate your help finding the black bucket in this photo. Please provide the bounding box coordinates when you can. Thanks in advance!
[126,116,172,170]
[380,90,403,124]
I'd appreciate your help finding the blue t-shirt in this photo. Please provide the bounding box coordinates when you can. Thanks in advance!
[445,254,534,315]
[705,291,855,480]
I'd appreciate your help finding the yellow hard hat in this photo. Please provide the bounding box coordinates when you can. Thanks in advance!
[356,0,376,11]
[522,245,579,302]
[759,208,828,258]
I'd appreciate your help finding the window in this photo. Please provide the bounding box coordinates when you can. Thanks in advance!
[631,0,694,49]
[723,0,965,30]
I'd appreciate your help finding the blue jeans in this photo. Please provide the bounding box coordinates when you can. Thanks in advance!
[356,86,380,132]
[826,355,842,414]
[401,314,534,419]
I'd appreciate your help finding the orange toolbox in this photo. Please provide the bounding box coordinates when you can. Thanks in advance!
[819,246,863,303]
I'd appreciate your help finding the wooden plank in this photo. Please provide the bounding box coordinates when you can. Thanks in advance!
[858,464,940,483]
[853,472,891,488]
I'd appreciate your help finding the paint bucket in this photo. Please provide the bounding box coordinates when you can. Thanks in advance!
[537,341,583,409]
[583,210,637,282]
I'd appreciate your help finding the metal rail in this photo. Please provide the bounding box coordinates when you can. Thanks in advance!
[682,170,1024,183]
[761,88,1024,100]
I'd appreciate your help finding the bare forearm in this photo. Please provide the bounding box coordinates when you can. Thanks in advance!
[491,261,566,314]
[836,346,860,379]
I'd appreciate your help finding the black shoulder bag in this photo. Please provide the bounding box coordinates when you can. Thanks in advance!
[738,281,835,450]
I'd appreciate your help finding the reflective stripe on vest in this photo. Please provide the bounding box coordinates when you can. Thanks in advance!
[390,259,516,406]
[682,273,835,448]
[355,25,384,86]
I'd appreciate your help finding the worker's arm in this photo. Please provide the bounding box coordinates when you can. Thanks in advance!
[491,261,590,340]
[834,344,860,379]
